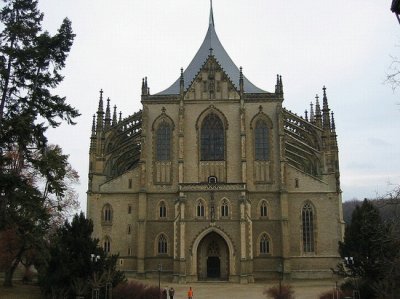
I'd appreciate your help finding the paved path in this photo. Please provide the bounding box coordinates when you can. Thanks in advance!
[131,279,339,299]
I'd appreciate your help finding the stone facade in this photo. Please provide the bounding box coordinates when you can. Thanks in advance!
[87,6,344,283]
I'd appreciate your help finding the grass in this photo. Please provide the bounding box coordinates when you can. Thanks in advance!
[0,281,41,299]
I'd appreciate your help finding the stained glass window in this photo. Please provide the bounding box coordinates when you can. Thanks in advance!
[302,203,315,252]
[201,113,224,160]
[260,234,270,254]
[255,120,269,161]
[156,122,171,161]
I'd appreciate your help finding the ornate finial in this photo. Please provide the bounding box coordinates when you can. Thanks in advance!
[239,67,243,80]
[112,105,117,126]
[180,67,184,95]
[239,66,244,94]
[323,85,327,96]
[119,111,122,123]
[310,102,315,123]
[331,111,336,130]
[209,47,213,56]
[305,110,308,121]
[209,0,215,27]
[104,97,111,129]
[161,107,166,114]
[100,89,103,99]
[91,114,96,135]
[97,89,104,112]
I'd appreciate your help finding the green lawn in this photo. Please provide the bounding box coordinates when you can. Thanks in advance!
[0,282,41,299]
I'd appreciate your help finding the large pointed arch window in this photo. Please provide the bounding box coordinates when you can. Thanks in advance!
[156,122,171,161]
[201,113,224,161]
[255,119,269,161]
[302,203,315,253]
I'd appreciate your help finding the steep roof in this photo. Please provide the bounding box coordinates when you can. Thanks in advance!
[156,3,267,95]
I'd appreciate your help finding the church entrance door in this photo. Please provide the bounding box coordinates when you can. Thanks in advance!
[207,256,220,278]
[197,232,229,280]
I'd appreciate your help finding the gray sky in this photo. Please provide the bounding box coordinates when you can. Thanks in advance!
[37,0,400,212]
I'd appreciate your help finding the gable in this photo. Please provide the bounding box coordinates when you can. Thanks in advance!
[184,57,240,101]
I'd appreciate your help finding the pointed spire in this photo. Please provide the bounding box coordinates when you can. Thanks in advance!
[331,111,336,131]
[209,0,215,27]
[105,97,111,129]
[315,94,322,127]
[91,114,96,136]
[112,105,117,126]
[279,75,283,95]
[304,110,308,121]
[239,66,244,94]
[322,86,331,130]
[119,111,122,123]
[96,89,104,132]
[141,77,149,96]
[310,102,315,123]
[180,67,184,95]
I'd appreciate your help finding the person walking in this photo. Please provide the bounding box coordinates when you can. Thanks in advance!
[187,286,193,299]
[168,287,175,299]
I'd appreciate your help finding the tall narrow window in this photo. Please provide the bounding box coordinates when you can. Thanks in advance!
[197,201,205,217]
[201,113,224,160]
[104,237,111,253]
[255,119,269,161]
[156,122,171,161]
[159,201,166,218]
[260,234,270,254]
[158,234,167,254]
[260,201,268,217]
[302,203,315,253]
[103,204,112,222]
[127,224,131,234]
[221,199,229,217]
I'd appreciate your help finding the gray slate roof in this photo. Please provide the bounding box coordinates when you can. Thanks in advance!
[156,9,267,95]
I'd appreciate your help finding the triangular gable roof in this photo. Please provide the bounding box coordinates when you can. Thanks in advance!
[156,4,267,95]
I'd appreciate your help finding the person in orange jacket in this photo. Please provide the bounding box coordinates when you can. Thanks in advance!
[187,286,193,299]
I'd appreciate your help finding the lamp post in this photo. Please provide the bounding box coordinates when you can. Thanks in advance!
[344,256,360,299]
[158,263,162,299]
[91,254,101,299]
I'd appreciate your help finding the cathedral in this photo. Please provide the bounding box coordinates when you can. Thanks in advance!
[87,4,344,283]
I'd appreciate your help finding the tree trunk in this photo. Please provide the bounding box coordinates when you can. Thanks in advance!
[3,247,24,287]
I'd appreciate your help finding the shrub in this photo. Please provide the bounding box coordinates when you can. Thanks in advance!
[113,281,160,299]
[263,284,295,299]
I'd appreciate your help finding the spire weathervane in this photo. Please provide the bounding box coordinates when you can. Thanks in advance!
[209,0,215,27]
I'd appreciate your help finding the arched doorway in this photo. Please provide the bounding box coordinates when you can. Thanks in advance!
[197,232,229,280]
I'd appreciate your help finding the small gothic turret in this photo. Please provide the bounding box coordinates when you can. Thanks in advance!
[180,68,184,95]
[322,86,331,130]
[310,102,315,123]
[239,66,244,95]
[96,89,104,132]
[141,77,149,96]
[275,74,283,96]
[112,105,117,126]
[105,97,111,130]
[315,94,322,127]
[90,114,96,153]
[330,111,338,148]
[119,111,122,123]
[304,110,308,121]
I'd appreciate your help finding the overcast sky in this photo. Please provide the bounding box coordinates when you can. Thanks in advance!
[36,0,400,212]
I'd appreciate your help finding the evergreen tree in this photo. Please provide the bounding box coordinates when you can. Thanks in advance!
[0,0,79,286]
[338,199,396,299]
[40,213,125,298]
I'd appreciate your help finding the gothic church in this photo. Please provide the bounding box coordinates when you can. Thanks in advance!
[87,4,344,283]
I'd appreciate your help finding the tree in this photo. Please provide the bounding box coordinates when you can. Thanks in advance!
[0,0,79,286]
[336,199,397,299]
[40,213,126,298]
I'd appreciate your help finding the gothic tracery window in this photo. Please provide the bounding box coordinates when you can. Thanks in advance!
[201,113,224,161]
[158,234,167,254]
[156,122,171,161]
[197,201,205,217]
[255,119,269,161]
[260,201,268,217]
[259,233,270,254]
[221,199,229,217]
[302,203,315,253]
